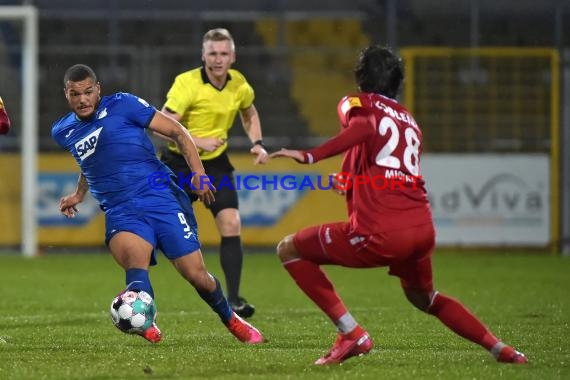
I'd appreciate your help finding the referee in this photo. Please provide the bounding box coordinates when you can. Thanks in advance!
[159,28,268,318]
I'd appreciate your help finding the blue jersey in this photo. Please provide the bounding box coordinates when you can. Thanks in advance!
[52,92,201,259]
[52,92,173,209]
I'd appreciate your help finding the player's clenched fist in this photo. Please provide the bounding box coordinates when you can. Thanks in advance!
[59,193,82,218]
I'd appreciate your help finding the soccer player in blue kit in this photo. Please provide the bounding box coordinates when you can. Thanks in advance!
[52,64,264,344]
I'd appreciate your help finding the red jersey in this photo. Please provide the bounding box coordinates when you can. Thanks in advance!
[306,93,432,234]
[0,97,10,135]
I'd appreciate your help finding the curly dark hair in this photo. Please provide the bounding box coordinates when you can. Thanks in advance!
[354,45,403,98]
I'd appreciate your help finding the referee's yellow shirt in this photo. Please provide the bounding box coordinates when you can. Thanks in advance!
[163,67,255,161]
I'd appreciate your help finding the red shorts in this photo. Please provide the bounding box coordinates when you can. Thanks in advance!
[292,222,436,292]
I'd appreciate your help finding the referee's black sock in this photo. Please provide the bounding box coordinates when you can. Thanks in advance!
[220,236,243,302]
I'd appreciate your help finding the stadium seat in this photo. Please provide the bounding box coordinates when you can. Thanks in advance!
[256,18,369,137]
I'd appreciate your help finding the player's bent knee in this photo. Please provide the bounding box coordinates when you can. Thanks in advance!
[184,267,213,290]
[403,288,432,312]
[172,252,213,290]
[192,271,216,293]
[219,220,240,235]
[216,212,241,236]
[277,234,298,262]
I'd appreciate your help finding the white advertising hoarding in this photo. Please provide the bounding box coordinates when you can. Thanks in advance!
[421,154,550,246]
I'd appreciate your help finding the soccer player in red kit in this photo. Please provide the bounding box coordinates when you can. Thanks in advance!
[271,45,527,365]
[0,96,11,134]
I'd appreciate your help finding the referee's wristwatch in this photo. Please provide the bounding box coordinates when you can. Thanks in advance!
[252,139,267,150]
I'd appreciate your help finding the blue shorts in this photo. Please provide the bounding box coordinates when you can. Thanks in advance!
[104,185,200,265]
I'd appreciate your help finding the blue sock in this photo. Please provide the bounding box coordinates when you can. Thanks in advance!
[125,268,154,299]
[197,276,232,324]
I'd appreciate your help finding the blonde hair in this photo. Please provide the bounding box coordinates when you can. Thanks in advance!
[202,28,235,51]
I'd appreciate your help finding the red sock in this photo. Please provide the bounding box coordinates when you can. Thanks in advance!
[428,292,500,350]
[283,259,348,321]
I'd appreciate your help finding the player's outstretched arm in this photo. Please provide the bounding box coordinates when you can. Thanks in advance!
[288,110,375,164]
[269,148,306,163]
[149,111,215,204]
[59,173,88,218]
[156,108,224,152]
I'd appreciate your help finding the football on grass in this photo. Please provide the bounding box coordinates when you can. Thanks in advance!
[110,290,156,334]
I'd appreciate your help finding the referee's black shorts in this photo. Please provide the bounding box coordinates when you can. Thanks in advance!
[160,148,238,217]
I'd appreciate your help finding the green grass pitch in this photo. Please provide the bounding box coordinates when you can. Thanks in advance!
[0,250,568,379]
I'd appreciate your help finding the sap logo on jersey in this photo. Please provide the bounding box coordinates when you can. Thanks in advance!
[75,127,103,160]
